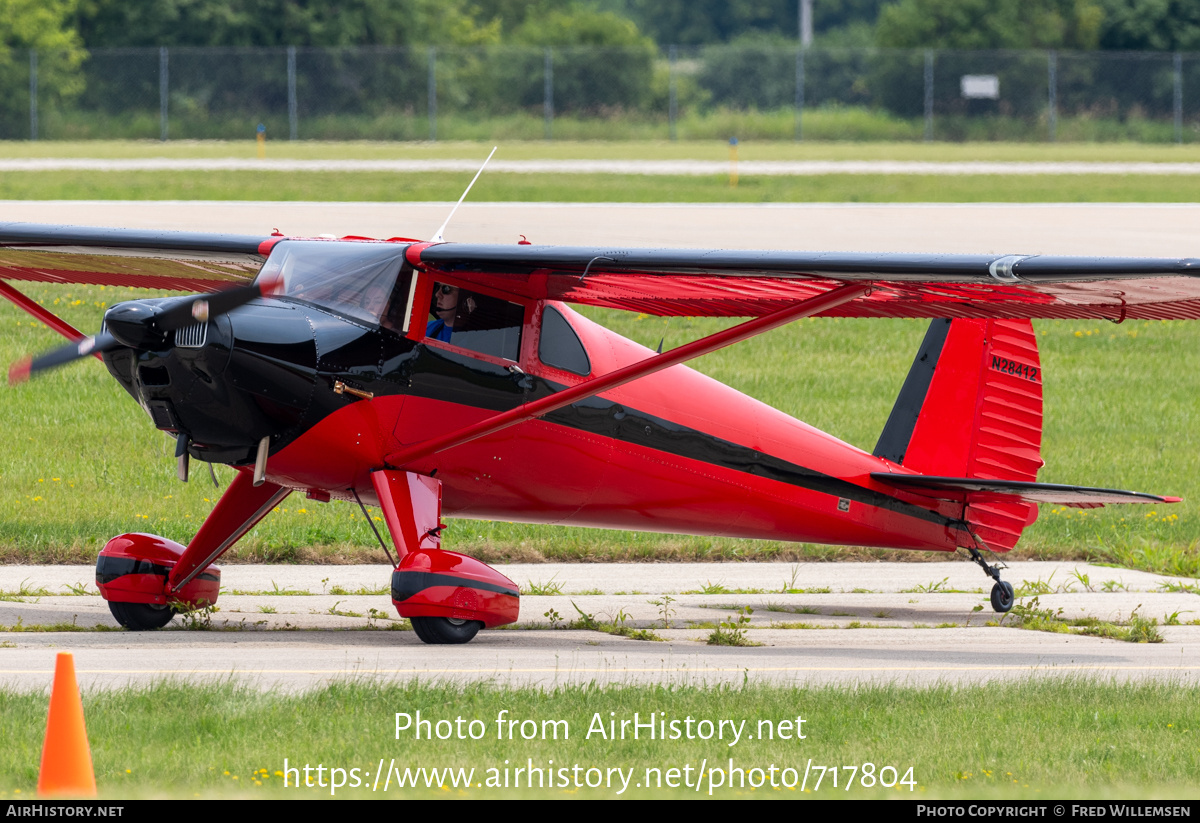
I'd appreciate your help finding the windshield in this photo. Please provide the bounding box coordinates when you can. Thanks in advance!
[256,240,412,328]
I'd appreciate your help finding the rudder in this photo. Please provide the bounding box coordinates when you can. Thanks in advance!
[874,318,1044,551]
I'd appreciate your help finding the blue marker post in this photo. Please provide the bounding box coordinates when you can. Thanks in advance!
[256,123,266,159]
[729,137,739,188]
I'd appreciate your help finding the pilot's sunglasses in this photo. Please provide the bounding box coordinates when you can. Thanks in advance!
[437,285,456,295]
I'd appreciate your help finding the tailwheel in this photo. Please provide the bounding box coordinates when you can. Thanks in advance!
[990,581,1015,613]
[966,545,1015,614]
[109,601,175,631]
[410,616,482,645]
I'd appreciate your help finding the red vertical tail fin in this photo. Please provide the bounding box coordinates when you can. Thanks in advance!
[874,319,1044,551]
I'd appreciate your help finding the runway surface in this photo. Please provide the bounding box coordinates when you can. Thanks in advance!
[3,200,1200,257]
[1,200,1197,690]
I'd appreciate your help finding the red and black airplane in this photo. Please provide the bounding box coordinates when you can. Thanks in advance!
[2,222,1196,643]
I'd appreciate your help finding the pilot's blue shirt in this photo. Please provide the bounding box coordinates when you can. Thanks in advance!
[426,319,453,342]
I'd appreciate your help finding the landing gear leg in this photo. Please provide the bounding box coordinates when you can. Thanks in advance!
[371,470,520,643]
[967,546,1014,613]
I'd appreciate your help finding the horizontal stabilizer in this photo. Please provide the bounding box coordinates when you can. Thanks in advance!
[871,473,1180,509]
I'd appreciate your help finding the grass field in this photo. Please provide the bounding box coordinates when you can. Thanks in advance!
[4,138,1200,204]
[3,140,1200,202]
[1,283,1197,573]
[2,680,1196,799]
[8,170,1200,203]
[5,139,1200,162]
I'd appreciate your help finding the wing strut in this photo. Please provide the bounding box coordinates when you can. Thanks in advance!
[385,282,870,468]
[0,280,95,351]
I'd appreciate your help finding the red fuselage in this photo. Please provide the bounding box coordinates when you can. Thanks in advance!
[266,303,964,554]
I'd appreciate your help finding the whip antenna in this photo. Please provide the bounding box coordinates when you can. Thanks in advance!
[431,146,497,243]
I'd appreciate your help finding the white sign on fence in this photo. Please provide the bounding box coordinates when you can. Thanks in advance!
[961,75,1000,99]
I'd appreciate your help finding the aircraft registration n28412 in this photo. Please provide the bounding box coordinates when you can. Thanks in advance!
[2,221,1196,643]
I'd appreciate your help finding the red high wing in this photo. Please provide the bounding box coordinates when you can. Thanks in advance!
[0,224,269,292]
[0,224,1198,320]
[411,243,1200,320]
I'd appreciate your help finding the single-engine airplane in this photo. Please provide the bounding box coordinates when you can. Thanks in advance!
[2,221,1196,643]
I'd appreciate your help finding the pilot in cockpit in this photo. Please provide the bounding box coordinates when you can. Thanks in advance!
[426,283,476,342]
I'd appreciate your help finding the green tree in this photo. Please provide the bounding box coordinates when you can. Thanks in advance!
[74,0,497,47]
[698,33,797,110]
[876,0,1104,50]
[0,0,85,138]
[618,0,889,46]
[454,7,656,114]
[1096,0,1200,51]
[510,6,652,47]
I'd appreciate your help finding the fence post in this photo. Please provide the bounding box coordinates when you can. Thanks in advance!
[1047,50,1058,142]
[544,47,553,140]
[428,46,436,141]
[159,47,169,142]
[1175,52,1183,144]
[288,46,298,141]
[795,46,806,141]
[923,49,933,141]
[669,45,678,141]
[29,50,37,141]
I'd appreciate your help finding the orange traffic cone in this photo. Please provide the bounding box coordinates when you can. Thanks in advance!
[37,651,96,796]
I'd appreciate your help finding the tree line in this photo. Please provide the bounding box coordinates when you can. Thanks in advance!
[2,0,1197,141]
[3,0,1200,56]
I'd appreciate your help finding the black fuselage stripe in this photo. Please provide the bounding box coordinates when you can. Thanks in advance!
[388,345,960,530]
[391,570,520,602]
[538,396,958,529]
[96,556,220,584]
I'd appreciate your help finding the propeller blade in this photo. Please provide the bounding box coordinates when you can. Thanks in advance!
[155,275,283,332]
[8,330,119,385]
[8,273,282,385]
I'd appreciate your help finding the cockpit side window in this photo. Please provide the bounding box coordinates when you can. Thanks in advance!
[257,241,413,329]
[539,305,591,376]
[427,282,524,361]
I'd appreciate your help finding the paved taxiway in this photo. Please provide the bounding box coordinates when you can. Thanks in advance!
[2,562,1198,690]
[1,201,1197,690]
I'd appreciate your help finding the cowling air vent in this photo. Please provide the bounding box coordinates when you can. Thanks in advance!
[146,399,180,431]
[175,322,208,348]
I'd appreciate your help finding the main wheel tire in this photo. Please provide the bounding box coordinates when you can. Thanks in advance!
[410,616,482,645]
[990,581,1015,613]
[109,601,175,631]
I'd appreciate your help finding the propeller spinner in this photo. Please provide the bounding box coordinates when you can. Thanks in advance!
[7,276,281,385]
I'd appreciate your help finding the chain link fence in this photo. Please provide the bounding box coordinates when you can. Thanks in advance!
[7,45,1200,142]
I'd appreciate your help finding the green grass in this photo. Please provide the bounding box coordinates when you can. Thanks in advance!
[1,284,1197,569]
[4,169,1200,203]
[0,680,1196,798]
[8,137,1200,162]
[4,136,1200,205]
[19,98,1200,146]
[997,596,1166,643]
